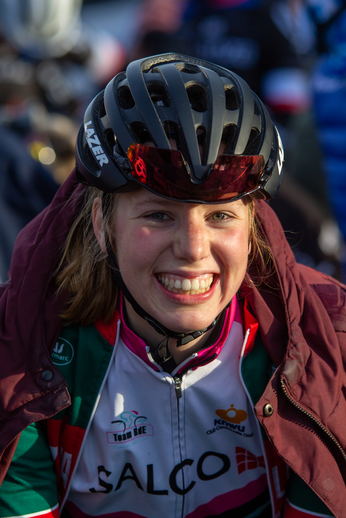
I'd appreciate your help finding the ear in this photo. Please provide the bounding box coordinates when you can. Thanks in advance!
[92,197,107,253]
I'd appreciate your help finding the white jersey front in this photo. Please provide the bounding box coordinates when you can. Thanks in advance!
[66,299,269,517]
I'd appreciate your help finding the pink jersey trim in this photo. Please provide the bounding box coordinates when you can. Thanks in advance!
[181,296,240,374]
[186,473,268,517]
[64,501,145,518]
[120,295,241,372]
[95,295,245,373]
[119,295,160,370]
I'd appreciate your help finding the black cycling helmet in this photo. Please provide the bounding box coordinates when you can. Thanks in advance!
[75,53,284,362]
[75,52,284,202]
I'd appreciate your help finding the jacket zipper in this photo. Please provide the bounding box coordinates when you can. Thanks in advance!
[281,378,346,462]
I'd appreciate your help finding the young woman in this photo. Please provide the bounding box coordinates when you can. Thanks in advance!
[0,53,345,518]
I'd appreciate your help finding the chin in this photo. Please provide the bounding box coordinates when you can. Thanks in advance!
[160,314,216,334]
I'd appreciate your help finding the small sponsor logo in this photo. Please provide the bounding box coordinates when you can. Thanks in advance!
[235,447,265,474]
[52,338,74,366]
[84,120,109,167]
[107,410,153,445]
[276,127,284,175]
[206,405,253,438]
[215,405,247,424]
[133,157,147,179]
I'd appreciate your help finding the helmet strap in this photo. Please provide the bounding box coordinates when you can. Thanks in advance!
[104,229,218,348]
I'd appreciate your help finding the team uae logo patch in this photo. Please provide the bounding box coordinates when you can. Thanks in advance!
[107,410,154,445]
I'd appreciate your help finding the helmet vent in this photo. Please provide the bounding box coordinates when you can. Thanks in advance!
[254,98,261,116]
[130,121,153,144]
[148,83,170,107]
[221,124,238,154]
[163,121,186,158]
[163,121,178,141]
[176,64,199,74]
[118,86,135,110]
[99,103,106,118]
[186,84,207,112]
[243,128,261,155]
[104,129,116,152]
[196,126,207,163]
[224,86,240,111]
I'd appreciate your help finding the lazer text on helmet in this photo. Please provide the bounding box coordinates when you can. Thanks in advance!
[84,120,109,167]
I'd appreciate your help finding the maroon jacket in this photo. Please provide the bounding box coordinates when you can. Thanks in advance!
[1,171,346,516]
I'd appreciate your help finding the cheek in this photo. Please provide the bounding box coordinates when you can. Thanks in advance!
[115,225,158,275]
[222,229,250,277]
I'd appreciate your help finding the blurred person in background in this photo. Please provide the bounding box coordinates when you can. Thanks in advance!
[0,125,59,282]
[133,0,312,127]
[308,0,346,279]
[0,0,126,115]
[131,0,344,279]
[0,0,126,280]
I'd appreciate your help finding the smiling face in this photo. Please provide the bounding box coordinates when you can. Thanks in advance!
[93,187,251,346]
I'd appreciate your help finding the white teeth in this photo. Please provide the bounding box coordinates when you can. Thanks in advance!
[182,279,191,291]
[158,275,213,295]
[191,279,199,291]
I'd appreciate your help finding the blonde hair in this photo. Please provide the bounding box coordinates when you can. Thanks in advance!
[55,190,273,325]
[55,187,120,325]
[247,199,274,283]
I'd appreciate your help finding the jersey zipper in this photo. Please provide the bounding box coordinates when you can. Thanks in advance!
[174,374,186,518]
[281,378,346,462]
[174,375,182,399]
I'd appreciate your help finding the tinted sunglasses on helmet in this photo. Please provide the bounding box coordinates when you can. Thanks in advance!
[125,144,266,203]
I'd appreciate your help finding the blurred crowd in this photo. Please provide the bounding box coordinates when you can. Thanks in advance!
[1,0,346,283]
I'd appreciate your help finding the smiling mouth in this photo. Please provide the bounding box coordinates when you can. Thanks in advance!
[157,274,214,295]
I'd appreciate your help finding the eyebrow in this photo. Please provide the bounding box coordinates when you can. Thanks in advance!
[134,198,177,209]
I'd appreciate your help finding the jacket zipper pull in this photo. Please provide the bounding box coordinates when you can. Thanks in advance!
[174,376,182,399]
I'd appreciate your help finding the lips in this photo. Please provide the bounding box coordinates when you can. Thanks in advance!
[157,274,214,295]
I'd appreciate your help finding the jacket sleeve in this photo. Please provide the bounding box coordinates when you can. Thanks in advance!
[0,421,59,518]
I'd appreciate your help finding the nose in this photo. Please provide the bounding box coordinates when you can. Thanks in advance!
[173,211,210,263]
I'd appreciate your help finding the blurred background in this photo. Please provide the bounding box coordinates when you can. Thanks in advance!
[0,0,345,284]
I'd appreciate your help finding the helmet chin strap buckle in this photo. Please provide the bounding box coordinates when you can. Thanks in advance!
[151,336,171,364]
[150,320,217,365]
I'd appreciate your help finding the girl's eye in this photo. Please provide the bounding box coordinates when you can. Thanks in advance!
[211,212,228,221]
[146,212,169,221]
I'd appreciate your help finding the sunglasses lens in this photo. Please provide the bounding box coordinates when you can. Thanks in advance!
[127,144,265,202]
